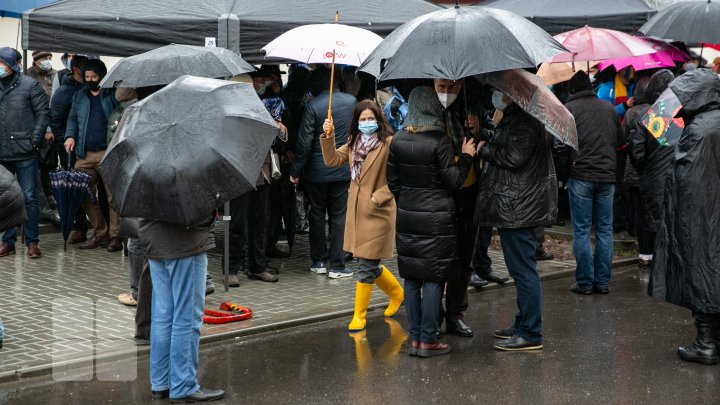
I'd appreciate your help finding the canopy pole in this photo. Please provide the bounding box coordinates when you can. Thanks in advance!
[326,11,339,134]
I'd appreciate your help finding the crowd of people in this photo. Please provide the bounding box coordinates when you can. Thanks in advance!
[1,41,720,401]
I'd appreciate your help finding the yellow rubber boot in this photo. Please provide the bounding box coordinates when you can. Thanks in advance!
[374,266,404,317]
[348,282,374,332]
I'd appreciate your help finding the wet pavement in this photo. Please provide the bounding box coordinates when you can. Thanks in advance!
[1,267,717,404]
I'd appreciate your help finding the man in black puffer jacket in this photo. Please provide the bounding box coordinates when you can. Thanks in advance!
[564,71,624,296]
[0,47,49,259]
[475,89,557,352]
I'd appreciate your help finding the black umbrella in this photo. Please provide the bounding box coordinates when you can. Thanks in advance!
[98,75,279,226]
[476,69,578,150]
[0,165,27,233]
[639,1,720,44]
[358,6,567,82]
[100,44,255,89]
[49,156,93,250]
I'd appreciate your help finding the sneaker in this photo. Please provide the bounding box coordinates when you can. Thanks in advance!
[205,279,215,296]
[117,293,138,306]
[613,230,635,242]
[227,274,240,287]
[328,268,353,279]
[310,261,327,274]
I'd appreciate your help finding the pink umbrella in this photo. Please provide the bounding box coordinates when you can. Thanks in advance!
[597,51,676,72]
[640,37,689,62]
[550,26,657,63]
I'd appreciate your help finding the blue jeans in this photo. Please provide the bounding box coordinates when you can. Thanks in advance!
[404,278,443,343]
[568,178,614,289]
[1,158,39,246]
[149,253,207,398]
[498,227,542,342]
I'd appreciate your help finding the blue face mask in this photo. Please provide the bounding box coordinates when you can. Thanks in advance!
[0,66,8,78]
[358,120,378,136]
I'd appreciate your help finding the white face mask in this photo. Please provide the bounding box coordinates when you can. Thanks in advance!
[492,91,508,112]
[39,60,53,72]
[437,92,458,109]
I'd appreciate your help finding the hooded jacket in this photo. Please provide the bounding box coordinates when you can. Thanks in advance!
[387,86,471,282]
[0,165,27,232]
[565,89,624,183]
[0,73,50,161]
[474,103,557,228]
[650,69,720,313]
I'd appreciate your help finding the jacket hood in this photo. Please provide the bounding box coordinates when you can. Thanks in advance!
[403,86,445,133]
[633,76,650,105]
[670,69,720,118]
[646,69,674,104]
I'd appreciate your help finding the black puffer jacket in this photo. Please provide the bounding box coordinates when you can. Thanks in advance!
[475,104,558,228]
[0,74,50,161]
[565,90,624,183]
[0,164,27,233]
[627,69,675,232]
[49,74,82,143]
[388,130,472,282]
[650,69,720,313]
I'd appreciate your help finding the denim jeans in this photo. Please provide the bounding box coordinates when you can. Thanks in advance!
[404,278,443,343]
[149,253,207,398]
[568,178,615,289]
[304,180,348,269]
[1,158,39,246]
[498,227,542,342]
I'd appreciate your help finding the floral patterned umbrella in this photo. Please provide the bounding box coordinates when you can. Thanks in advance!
[641,87,684,146]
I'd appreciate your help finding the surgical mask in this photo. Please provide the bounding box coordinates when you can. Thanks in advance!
[86,80,100,91]
[39,60,53,72]
[437,92,457,109]
[0,66,8,78]
[492,91,508,112]
[256,82,269,96]
[358,120,378,136]
[63,59,72,70]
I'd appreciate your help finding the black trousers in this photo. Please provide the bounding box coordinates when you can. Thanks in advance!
[442,185,477,322]
[267,176,296,250]
[135,262,152,340]
[613,150,628,232]
[473,226,493,276]
[629,185,655,255]
[229,184,270,275]
[304,180,348,269]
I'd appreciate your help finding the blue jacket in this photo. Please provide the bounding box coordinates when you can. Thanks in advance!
[290,91,355,183]
[64,87,118,158]
[596,80,636,118]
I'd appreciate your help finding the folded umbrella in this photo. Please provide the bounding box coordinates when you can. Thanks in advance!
[476,69,578,150]
[100,44,255,88]
[98,76,279,226]
[639,0,720,44]
[359,6,566,82]
[49,159,93,250]
[550,26,657,63]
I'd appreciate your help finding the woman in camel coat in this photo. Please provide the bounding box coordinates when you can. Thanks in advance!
[320,99,403,332]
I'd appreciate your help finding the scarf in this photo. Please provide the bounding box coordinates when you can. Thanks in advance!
[351,133,381,181]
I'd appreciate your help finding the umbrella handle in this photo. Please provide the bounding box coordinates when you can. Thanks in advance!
[325,11,339,135]
[67,150,73,170]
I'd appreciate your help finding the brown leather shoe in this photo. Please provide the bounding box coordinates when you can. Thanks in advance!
[27,243,41,259]
[247,271,278,282]
[67,230,88,244]
[107,237,123,252]
[416,341,451,358]
[79,234,109,249]
[0,243,16,257]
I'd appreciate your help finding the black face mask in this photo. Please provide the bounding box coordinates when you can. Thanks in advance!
[86,80,100,91]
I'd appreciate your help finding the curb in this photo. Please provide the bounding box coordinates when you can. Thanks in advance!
[0,257,639,385]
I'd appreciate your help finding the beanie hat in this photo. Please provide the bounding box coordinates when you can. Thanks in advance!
[568,71,592,94]
[0,47,20,73]
[403,86,445,133]
[32,50,52,60]
[82,58,108,81]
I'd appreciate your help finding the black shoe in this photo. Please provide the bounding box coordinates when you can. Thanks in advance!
[494,336,543,351]
[493,326,515,339]
[267,247,290,258]
[593,286,610,294]
[535,251,555,261]
[445,319,474,337]
[571,284,593,295]
[152,390,169,400]
[170,388,225,403]
[205,280,215,296]
[639,259,653,269]
[677,314,719,365]
[481,271,510,285]
[469,273,489,288]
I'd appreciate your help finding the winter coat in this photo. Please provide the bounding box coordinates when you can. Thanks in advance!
[0,74,50,162]
[627,70,675,232]
[290,91,355,183]
[320,133,395,259]
[50,75,82,145]
[64,87,118,159]
[0,165,27,233]
[474,104,558,229]
[622,103,648,188]
[565,90,624,183]
[138,215,216,260]
[650,69,720,314]
[388,129,471,282]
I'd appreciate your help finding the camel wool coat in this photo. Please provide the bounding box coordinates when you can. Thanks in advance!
[320,133,396,260]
